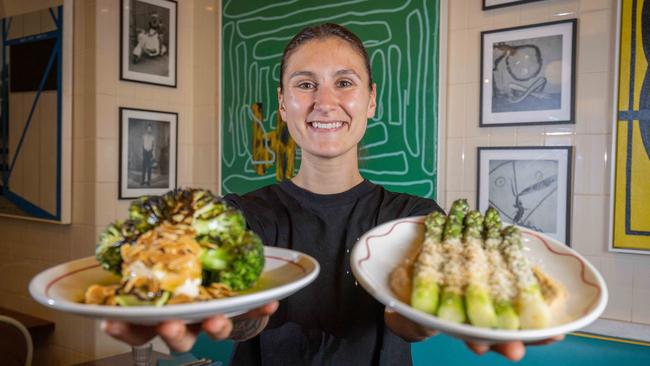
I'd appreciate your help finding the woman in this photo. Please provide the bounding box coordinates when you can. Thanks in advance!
[104,23,561,364]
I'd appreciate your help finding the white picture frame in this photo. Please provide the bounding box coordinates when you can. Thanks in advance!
[120,0,177,87]
[480,19,576,127]
[477,146,573,245]
[119,108,177,199]
[483,0,545,10]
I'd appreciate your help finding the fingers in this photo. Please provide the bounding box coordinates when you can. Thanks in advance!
[466,341,525,361]
[102,320,158,346]
[202,315,234,340]
[491,341,525,361]
[526,334,565,346]
[465,341,490,356]
[238,301,279,320]
[156,320,202,353]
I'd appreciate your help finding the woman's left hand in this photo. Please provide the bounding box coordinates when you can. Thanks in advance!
[464,336,564,361]
[385,308,564,361]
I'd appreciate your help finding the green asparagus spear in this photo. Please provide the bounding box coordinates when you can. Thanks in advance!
[500,225,551,329]
[463,211,497,328]
[411,211,446,314]
[483,207,519,330]
[436,199,469,323]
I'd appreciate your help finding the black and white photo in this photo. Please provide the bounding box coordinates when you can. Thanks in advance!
[483,0,545,10]
[119,108,177,199]
[120,0,177,87]
[480,19,576,127]
[477,146,573,244]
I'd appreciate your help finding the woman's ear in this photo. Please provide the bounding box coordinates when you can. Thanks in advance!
[367,83,377,119]
[278,87,287,120]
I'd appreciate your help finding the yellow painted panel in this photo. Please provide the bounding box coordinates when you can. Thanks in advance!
[629,122,650,231]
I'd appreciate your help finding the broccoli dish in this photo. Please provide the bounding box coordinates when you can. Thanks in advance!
[84,188,265,307]
[390,199,565,330]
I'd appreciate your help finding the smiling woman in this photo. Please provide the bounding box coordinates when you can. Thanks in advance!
[103,23,560,365]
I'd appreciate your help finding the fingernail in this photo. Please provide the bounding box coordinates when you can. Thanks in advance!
[476,345,489,354]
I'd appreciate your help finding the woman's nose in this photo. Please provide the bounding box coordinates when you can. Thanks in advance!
[313,85,337,113]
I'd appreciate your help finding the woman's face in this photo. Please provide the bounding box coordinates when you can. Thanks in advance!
[278,37,376,161]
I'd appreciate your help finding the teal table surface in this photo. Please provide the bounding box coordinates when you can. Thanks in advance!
[189,332,650,366]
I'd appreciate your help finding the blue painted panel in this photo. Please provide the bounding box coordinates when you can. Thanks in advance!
[187,333,650,366]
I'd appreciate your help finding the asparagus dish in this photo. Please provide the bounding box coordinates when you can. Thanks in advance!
[390,199,565,330]
[84,188,265,307]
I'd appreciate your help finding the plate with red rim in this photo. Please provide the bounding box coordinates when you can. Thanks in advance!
[350,215,608,344]
[29,246,319,325]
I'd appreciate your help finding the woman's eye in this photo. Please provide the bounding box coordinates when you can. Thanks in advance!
[337,79,353,88]
[297,82,316,89]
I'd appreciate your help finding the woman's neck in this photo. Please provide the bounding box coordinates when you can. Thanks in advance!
[291,152,363,194]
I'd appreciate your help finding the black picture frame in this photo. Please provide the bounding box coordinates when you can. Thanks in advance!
[483,0,546,11]
[480,18,577,127]
[119,107,178,199]
[120,0,178,87]
[477,146,573,245]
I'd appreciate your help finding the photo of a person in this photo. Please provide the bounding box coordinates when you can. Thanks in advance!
[141,123,156,186]
[121,0,177,86]
[120,108,177,198]
[132,11,167,64]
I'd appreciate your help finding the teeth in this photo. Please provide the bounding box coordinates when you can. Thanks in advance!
[311,121,343,129]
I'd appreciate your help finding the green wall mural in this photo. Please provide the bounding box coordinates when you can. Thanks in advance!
[221,0,440,198]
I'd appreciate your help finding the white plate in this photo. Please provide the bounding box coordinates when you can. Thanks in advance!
[30,246,319,325]
[350,216,608,344]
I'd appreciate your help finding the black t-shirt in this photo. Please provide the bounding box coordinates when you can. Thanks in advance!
[224,179,442,366]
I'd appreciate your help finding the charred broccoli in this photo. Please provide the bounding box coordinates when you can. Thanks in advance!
[200,230,265,291]
[94,188,266,302]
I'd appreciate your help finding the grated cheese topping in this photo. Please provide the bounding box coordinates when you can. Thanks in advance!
[440,238,466,293]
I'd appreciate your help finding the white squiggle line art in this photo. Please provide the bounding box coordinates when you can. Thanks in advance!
[235,0,413,40]
[421,0,436,176]
[372,179,435,197]
[359,151,409,175]
[403,9,423,158]
[361,122,388,149]
[387,45,402,125]
[225,0,360,21]
[222,0,437,196]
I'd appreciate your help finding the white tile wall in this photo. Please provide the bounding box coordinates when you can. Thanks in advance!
[440,0,650,326]
[0,0,219,362]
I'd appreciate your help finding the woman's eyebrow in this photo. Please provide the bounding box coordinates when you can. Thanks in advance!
[288,69,361,80]
[288,71,316,80]
[334,69,361,78]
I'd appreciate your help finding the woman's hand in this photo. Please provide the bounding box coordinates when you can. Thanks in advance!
[102,301,279,353]
[384,308,438,342]
[464,335,564,361]
[385,308,564,361]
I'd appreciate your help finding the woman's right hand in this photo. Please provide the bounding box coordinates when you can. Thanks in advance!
[102,301,279,353]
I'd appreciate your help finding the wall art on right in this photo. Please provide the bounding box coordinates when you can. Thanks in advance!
[477,146,573,245]
[483,0,545,10]
[480,19,577,127]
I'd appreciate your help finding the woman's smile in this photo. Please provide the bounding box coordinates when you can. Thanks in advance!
[307,120,347,132]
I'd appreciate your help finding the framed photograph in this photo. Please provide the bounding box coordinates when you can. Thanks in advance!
[483,0,545,10]
[120,0,177,87]
[480,19,576,127]
[119,108,177,199]
[477,146,573,244]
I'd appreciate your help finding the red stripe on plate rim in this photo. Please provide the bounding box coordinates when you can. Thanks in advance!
[524,231,602,315]
[45,255,306,298]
